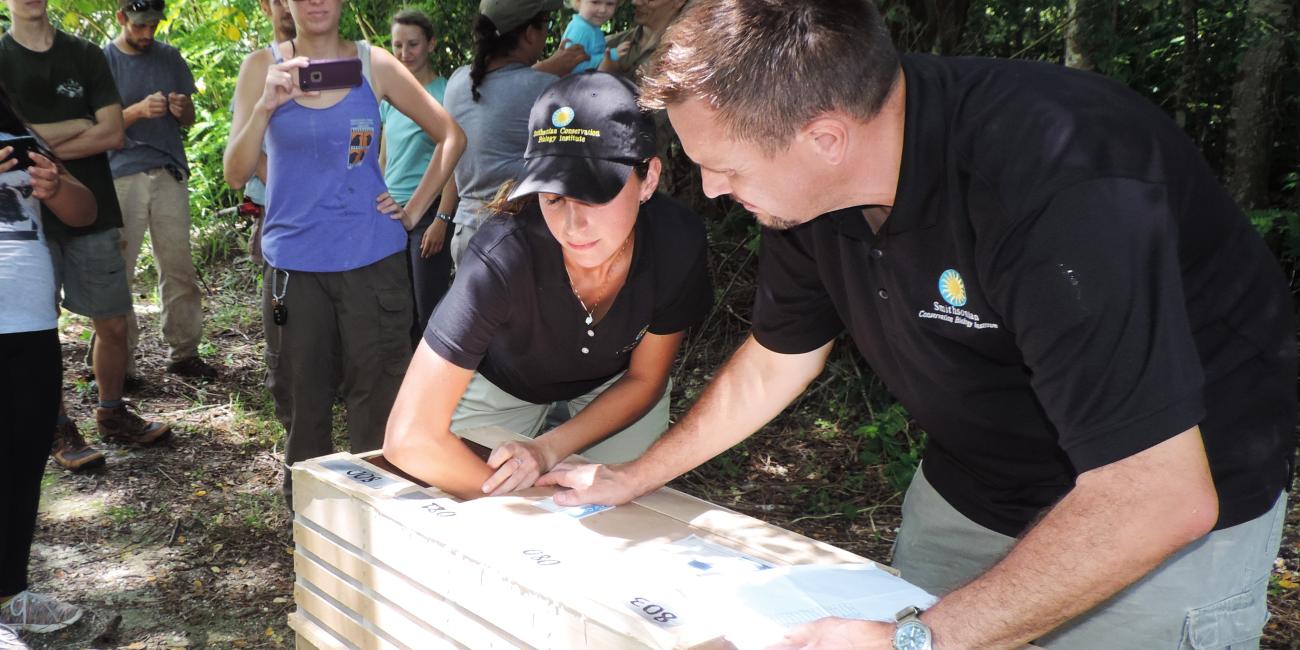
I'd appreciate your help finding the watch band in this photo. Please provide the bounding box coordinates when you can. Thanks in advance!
[435,211,455,223]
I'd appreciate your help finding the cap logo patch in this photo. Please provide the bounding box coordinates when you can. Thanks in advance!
[938,269,967,307]
[552,106,575,128]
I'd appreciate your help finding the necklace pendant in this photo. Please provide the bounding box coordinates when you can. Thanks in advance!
[584,314,594,326]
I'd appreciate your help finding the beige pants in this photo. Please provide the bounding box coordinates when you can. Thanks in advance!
[451,372,671,464]
[892,466,1287,649]
[115,169,202,364]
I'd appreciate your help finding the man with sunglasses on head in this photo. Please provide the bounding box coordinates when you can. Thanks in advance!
[103,0,217,382]
[0,0,172,474]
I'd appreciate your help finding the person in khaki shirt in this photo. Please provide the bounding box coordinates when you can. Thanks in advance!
[599,0,687,81]
[600,0,688,188]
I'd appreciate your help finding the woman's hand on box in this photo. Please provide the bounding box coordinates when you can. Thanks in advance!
[482,439,554,495]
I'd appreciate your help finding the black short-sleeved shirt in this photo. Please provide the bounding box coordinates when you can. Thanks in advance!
[753,54,1296,537]
[424,193,712,404]
[0,31,124,239]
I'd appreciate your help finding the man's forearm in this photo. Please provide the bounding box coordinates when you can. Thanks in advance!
[921,429,1218,649]
[121,103,144,128]
[51,120,124,160]
[29,119,94,147]
[626,336,832,494]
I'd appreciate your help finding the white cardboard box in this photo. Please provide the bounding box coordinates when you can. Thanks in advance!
[290,426,879,649]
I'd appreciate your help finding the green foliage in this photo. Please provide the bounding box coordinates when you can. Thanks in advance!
[107,503,142,525]
[853,403,924,491]
[1250,208,1300,264]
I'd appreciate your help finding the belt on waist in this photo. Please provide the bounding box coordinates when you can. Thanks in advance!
[0,230,39,241]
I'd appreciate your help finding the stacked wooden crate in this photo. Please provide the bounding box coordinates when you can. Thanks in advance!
[288,426,878,649]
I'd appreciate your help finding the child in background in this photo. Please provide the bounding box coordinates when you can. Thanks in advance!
[562,0,617,73]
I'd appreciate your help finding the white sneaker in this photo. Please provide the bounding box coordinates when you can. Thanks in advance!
[0,624,29,649]
[0,591,82,633]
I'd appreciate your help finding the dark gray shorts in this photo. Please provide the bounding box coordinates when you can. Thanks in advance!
[47,228,133,320]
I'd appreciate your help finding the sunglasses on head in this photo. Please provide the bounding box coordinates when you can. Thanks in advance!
[124,0,164,12]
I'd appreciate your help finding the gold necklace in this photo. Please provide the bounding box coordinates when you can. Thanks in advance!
[568,231,634,331]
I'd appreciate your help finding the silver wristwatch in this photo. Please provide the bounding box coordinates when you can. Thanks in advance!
[893,606,933,650]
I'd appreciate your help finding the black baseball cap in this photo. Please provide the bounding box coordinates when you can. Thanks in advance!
[509,72,657,205]
[119,0,165,23]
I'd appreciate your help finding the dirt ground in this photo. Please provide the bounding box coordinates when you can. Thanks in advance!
[19,268,1300,649]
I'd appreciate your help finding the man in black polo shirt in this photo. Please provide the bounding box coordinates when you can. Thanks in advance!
[539,0,1296,648]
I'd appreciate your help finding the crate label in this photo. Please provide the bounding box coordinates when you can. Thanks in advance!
[520,548,562,567]
[395,492,460,519]
[320,460,397,490]
[533,496,613,519]
[624,595,685,627]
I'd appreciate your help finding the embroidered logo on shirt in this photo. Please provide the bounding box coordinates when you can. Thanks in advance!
[347,118,375,169]
[552,106,575,128]
[55,80,84,99]
[938,269,967,307]
[917,269,1000,331]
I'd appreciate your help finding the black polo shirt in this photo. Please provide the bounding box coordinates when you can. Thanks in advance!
[425,193,712,404]
[753,54,1296,537]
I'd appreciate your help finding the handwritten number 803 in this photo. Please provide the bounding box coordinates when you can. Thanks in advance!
[630,597,677,624]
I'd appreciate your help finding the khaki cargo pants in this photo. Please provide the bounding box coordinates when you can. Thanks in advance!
[115,169,203,364]
[892,466,1286,649]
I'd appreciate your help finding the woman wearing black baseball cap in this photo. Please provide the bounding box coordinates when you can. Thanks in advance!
[384,72,713,498]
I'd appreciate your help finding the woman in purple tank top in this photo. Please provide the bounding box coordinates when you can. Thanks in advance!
[223,0,465,509]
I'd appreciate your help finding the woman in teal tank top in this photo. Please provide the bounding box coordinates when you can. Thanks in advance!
[379,9,456,344]
[223,0,466,509]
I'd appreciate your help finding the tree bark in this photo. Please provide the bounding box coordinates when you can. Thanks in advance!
[923,0,972,55]
[1065,0,1114,71]
[1174,0,1199,137]
[1226,0,1293,209]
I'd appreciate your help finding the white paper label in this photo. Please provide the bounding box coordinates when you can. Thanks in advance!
[625,595,685,627]
[533,496,613,519]
[321,460,398,489]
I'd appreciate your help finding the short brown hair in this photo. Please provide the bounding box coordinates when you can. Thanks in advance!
[640,0,900,153]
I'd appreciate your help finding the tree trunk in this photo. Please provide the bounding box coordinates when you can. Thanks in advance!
[923,0,972,54]
[1174,0,1199,137]
[1226,0,1293,209]
[1065,0,1114,71]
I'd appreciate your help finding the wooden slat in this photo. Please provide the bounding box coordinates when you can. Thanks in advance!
[294,520,524,649]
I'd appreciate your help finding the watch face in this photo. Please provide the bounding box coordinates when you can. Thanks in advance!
[895,620,931,650]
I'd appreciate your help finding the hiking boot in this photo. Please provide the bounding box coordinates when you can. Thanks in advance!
[0,591,82,633]
[96,403,171,446]
[166,356,218,379]
[50,419,106,471]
